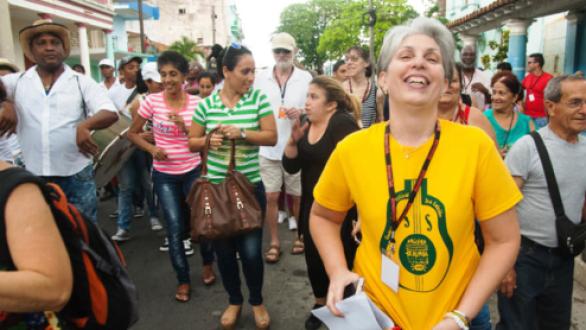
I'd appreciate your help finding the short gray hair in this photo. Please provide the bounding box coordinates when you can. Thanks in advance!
[376,16,455,81]
[544,74,585,102]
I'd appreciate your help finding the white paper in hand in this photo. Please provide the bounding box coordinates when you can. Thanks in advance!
[312,291,394,329]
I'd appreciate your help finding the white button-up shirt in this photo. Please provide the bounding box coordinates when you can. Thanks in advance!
[2,65,117,176]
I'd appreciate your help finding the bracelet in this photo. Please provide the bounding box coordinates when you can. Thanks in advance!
[444,311,469,330]
[452,310,470,327]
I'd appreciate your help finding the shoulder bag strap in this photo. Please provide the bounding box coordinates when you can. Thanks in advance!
[530,131,565,217]
[75,75,88,118]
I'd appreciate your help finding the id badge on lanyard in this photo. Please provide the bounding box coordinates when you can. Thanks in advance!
[379,122,441,292]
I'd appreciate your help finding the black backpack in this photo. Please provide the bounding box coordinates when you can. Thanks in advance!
[0,167,139,329]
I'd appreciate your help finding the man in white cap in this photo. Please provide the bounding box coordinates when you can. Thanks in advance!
[98,58,118,90]
[254,32,312,263]
[0,19,118,222]
[110,61,164,242]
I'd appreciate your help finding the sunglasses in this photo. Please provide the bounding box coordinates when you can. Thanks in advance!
[273,48,292,55]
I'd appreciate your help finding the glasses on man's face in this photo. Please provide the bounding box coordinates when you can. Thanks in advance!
[564,98,586,109]
[273,48,291,55]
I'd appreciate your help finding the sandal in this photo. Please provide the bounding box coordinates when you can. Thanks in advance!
[252,304,270,329]
[202,264,216,286]
[264,244,281,264]
[291,239,304,255]
[220,304,242,330]
[175,284,191,303]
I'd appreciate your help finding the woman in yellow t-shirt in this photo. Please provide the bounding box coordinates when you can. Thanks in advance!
[311,17,522,330]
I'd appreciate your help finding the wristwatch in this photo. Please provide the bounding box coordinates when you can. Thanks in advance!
[240,128,247,140]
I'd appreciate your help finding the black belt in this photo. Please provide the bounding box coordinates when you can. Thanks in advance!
[521,236,563,255]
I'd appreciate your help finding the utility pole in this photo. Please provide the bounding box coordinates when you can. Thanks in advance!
[367,0,376,65]
[211,5,217,44]
[138,0,145,53]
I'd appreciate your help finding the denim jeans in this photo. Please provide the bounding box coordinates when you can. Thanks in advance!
[496,237,575,330]
[470,303,491,330]
[213,182,267,306]
[41,164,97,223]
[152,166,214,284]
[117,150,157,230]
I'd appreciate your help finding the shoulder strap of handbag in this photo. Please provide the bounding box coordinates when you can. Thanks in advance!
[530,131,565,217]
[200,127,237,177]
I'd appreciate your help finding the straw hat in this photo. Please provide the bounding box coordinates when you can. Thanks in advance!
[0,58,19,73]
[19,19,71,62]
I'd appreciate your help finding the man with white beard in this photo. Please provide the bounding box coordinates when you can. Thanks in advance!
[460,44,492,109]
[254,32,312,263]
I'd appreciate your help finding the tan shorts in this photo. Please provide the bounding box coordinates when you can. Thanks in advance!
[259,156,301,196]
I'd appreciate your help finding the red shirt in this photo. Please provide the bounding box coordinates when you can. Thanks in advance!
[522,72,553,118]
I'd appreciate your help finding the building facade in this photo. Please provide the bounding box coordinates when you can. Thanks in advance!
[446,0,586,79]
[0,0,116,79]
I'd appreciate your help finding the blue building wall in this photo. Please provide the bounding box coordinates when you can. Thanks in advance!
[576,18,586,73]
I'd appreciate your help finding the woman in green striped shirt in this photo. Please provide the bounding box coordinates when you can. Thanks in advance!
[189,44,277,330]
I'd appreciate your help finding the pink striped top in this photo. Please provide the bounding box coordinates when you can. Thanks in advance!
[138,92,201,174]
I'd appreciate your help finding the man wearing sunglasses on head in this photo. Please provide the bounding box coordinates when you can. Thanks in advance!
[254,32,312,263]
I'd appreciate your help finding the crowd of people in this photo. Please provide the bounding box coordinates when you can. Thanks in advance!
[0,15,585,330]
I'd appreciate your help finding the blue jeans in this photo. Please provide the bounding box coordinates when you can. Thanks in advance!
[533,117,548,130]
[152,167,214,284]
[213,182,266,306]
[470,303,491,330]
[41,164,97,223]
[496,237,574,330]
[117,150,157,230]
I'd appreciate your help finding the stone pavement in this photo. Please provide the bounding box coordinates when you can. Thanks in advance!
[97,198,586,329]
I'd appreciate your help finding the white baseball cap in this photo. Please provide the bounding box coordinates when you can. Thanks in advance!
[141,62,161,83]
[271,32,296,52]
[98,58,114,68]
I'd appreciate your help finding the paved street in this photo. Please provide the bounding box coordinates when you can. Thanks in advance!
[97,198,586,330]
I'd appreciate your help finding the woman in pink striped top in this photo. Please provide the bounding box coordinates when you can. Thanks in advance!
[128,51,215,303]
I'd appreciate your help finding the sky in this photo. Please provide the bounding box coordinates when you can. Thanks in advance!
[234,0,427,68]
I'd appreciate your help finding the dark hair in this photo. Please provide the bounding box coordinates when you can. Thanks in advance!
[0,79,6,103]
[157,50,189,75]
[72,64,85,74]
[135,69,148,94]
[496,62,512,71]
[0,65,17,73]
[529,53,544,68]
[197,71,217,85]
[333,59,346,73]
[491,71,522,96]
[346,46,372,77]
[217,43,252,80]
[310,76,361,123]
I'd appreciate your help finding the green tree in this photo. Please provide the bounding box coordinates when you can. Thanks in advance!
[168,36,204,62]
[276,0,340,70]
[481,30,509,70]
[318,0,417,62]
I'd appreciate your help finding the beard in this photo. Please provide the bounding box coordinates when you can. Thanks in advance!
[275,60,293,71]
[461,61,475,70]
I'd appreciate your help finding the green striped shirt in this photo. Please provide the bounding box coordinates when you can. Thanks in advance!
[193,89,273,183]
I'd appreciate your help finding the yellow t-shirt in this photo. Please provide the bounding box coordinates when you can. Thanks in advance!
[314,120,522,330]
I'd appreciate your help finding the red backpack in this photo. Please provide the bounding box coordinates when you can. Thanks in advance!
[0,167,138,329]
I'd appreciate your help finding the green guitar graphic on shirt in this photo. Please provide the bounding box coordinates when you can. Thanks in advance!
[382,179,454,292]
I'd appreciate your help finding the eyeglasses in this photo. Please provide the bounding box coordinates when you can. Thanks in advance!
[273,48,291,55]
[565,98,586,109]
[345,55,361,63]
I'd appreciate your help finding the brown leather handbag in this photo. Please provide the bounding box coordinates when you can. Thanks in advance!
[187,127,262,240]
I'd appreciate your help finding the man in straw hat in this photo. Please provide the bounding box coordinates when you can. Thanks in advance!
[0,19,118,222]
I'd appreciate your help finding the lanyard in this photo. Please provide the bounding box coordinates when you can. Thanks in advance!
[380,121,441,256]
[527,74,543,92]
[274,67,294,105]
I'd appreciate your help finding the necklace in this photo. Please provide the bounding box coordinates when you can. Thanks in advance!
[348,79,370,103]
